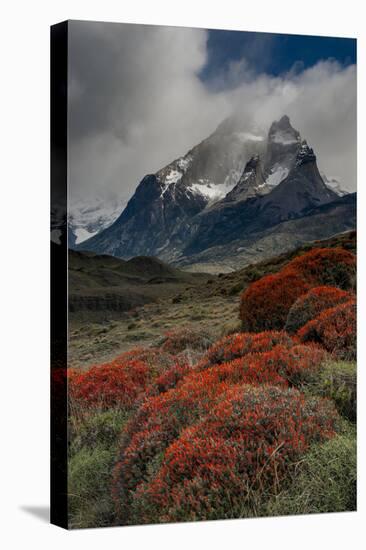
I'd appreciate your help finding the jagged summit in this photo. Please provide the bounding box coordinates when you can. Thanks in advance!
[244,154,261,171]
[264,115,302,187]
[225,155,268,202]
[268,115,301,144]
[296,140,317,166]
[77,114,353,267]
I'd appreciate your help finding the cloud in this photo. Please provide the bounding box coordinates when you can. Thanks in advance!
[68,21,356,207]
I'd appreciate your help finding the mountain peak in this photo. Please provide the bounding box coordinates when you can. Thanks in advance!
[268,115,300,145]
[224,155,267,202]
[296,140,316,166]
[278,114,291,126]
[244,154,261,172]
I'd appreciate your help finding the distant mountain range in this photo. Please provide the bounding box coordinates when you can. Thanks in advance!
[75,115,355,271]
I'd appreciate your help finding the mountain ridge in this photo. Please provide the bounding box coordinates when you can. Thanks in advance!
[76,115,353,270]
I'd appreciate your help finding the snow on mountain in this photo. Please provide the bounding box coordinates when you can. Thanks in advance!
[265,164,290,187]
[69,197,126,245]
[321,173,348,197]
[190,180,235,201]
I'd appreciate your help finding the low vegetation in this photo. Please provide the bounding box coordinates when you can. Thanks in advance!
[67,232,357,528]
[239,247,356,332]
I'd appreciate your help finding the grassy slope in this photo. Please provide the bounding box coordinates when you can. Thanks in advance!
[69,231,355,369]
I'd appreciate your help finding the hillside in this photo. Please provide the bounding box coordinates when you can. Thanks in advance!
[69,230,356,369]
[68,249,210,318]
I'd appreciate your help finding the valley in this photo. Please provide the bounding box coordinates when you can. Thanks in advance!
[69,230,356,369]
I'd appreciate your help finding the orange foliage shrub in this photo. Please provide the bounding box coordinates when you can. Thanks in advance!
[288,247,356,288]
[285,286,353,334]
[240,248,355,332]
[112,342,328,522]
[198,330,293,370]
[298,300,356,360]
[240,270,310,331]
[69,347,177,410]
[115,385,338,523]
[152,362,192,394]
[69,359,154,410]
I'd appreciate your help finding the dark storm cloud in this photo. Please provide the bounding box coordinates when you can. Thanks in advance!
[68,21,356,207]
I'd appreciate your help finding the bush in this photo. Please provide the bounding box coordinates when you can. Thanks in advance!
[152,362,192,394]
[69,347,177,411]
[122,386,339,524]
[112,344,331,524]
[298,300,356,361]
[240,269,310,332]
[285,286,353,334]
[240,248,356,332]
[245,344,328,388]
[286,247,356,290]
[267,428,356,516]
[69,359,155,410]
[198,330,293,370]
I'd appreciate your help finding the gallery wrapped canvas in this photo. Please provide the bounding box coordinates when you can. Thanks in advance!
[51,20,357,529]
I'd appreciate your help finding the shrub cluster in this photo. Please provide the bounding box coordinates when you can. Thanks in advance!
[285,286,353,334]
[198,330,293,370]
[240,248,356,332]
[298,300,356,361]
[69,347,177,411]
[112,340,331,524]
[116,386,338,524]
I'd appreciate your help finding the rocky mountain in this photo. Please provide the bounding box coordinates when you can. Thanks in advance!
[177,193,356,272]
[77,115,356,271]
[183,141,338,256]
[76,118,267,257]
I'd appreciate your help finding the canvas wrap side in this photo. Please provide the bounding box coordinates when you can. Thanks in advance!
[51,20,68,530]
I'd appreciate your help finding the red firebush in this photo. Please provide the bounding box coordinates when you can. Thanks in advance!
[69,358,155,410]
[285,286,353,334]
[246,343,328,387]
[152,362,192,395]
[298,300,356,360]
[198,330,293,370]
[287,247,356,288]
[119,385,339,523]
[240,248,356,332]
[240,269,310,331]
[112,342,328,522]
[69,347,177,410]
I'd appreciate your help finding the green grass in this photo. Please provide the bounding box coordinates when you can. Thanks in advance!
[305,361,357,422]
[266,426,356,516]
[68,409,129,529]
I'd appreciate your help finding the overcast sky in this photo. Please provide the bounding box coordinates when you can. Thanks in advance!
[68,21,357,206]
